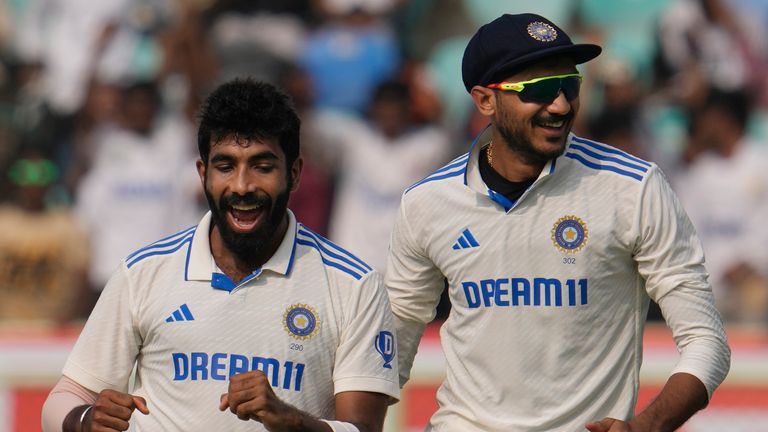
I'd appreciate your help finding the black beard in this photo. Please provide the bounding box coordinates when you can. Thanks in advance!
[204,184,290,261]
[495,104,571,165]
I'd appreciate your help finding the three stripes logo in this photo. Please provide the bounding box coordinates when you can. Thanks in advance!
[452,228,480,250]
[166,303,195,323]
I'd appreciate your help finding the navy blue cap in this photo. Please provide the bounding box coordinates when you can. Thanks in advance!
[462,13,601,92]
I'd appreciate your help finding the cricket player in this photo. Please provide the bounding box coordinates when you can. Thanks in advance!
[42,79,399,431]
[385,13,730,432]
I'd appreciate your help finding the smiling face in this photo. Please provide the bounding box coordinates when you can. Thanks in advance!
[488,57,580,165]
[197,134,301,261]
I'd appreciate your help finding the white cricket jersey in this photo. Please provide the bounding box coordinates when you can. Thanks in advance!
[386,131,730,431]
[672,141,768,308]
[63,210,400,431]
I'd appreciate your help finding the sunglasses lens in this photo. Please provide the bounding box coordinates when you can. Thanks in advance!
[519,76,581,103]
[519,79,560,103]
[561,76,581,101]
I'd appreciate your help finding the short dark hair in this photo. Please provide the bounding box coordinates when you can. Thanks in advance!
[699,88,753,132]
[371,80,410,105]
[197,78,301,167]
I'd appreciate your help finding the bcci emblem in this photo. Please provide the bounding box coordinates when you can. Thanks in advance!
[283,304,320,340]
[527,21,558,42]
[551,215,588,253]
[375,331,395,369]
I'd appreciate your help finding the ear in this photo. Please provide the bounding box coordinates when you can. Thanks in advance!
[196,159,206,187]
[289,156,303,193]
[470,85,497,117]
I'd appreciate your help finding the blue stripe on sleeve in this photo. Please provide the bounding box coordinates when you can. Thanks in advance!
[127,235,194,268]
[127,226,196,261]
[564,153,644,181]
[298,228,372,272]
[571,136,651,167]
[569,143,648,173]
[295,239,363,280]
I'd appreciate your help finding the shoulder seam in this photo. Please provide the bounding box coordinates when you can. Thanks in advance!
[565,136,652,181]
[296,226,373,281]
[126,228,196,269]
[405,152,469,194]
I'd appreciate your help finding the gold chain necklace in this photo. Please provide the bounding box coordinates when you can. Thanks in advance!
[486,141,494,168]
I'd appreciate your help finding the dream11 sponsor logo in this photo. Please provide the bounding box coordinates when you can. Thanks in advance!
[375,331,395,369]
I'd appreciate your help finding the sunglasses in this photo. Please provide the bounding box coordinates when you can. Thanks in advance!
[486,73,582,103]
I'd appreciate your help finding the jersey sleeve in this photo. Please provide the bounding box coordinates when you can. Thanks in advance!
[384,197,446,387]
[633,166,731,397]
[62,263,142,393]
[333,271,400,401]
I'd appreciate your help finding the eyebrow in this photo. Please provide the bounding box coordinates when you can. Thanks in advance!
[210,151,280,164]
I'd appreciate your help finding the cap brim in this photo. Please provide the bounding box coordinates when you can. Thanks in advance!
[481,43,602,87]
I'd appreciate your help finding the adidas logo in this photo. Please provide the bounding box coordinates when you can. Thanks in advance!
[452,228,480,250]
[166,303,195,322]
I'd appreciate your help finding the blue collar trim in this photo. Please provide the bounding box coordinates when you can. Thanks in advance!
[211,269,263,292]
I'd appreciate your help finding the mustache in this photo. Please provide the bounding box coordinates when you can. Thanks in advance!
[221,193,271,209]
[535,112,573,123]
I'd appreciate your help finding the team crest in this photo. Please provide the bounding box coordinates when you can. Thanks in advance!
[551,216,588,253]
[283,304,320,340]
[527,21,558,42]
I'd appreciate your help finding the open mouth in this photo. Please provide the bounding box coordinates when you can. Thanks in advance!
[226,203,267,233]
[536,117,567,131]
[535,117,570,140]
[538,118,565,129]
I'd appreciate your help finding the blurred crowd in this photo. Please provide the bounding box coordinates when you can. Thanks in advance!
[1,0,767,327]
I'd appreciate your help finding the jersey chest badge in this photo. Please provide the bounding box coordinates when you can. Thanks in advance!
[551,215,588,253]
[283,304,320,340]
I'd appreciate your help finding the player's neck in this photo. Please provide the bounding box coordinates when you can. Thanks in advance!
[487,138,545,183]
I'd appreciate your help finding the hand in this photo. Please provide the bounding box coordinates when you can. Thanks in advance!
[219,370,303,431]
[86,389,149,432]
[586,417,633,432]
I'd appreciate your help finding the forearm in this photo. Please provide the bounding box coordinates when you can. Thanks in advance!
[42,395,89,432]
[41,377,97,432]
[61,405,93,432]
[629,372,708,432]
[276,409,334,432]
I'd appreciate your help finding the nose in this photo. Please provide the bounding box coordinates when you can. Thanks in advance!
[547,91,573,115]
[230,167,255,195]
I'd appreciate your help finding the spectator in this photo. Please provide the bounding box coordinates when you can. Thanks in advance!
[0,148,88,323]
[281,64,335,236]
[655,0,764,105]
[673,88,768,323]
[301,0,400,114]
[74,80,202,309]
[313,80,451,271]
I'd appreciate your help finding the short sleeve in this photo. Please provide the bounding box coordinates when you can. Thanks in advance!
[333,271,400,400]
[62,263,142,393]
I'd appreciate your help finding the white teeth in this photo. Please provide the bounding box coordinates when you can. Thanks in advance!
[231,204,260,211]
[541,120,564,128]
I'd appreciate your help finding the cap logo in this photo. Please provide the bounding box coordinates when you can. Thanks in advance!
[527,21,558,42]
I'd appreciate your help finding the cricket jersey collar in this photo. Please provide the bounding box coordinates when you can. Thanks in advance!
[464,126,563,210]
[185,210,299,289]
